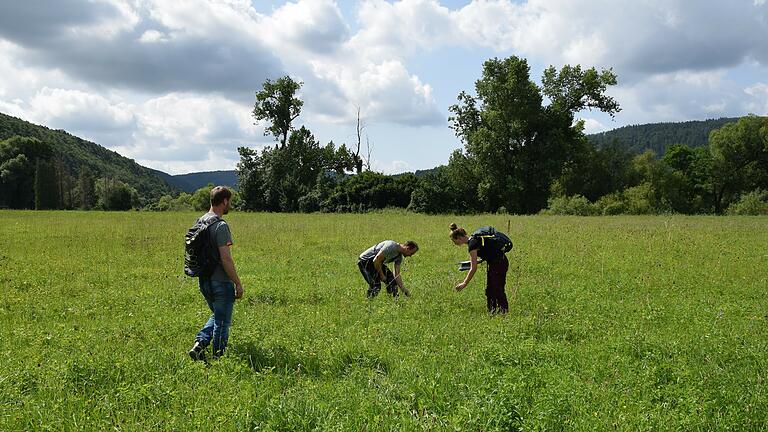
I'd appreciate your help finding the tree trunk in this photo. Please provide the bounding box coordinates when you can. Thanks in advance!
[355,107,363,174]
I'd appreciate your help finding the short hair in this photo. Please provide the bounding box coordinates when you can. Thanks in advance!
[405,240,419,251]
[210,186,232,206]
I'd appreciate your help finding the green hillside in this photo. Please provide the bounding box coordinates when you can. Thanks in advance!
[161,170,238,193]
[0,112,175,200]
[588,117,741,155]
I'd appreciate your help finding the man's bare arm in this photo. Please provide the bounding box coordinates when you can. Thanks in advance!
[394,261,410,296]
[219,245,243,299]
[455,250,478,292]
[373,251,387,281]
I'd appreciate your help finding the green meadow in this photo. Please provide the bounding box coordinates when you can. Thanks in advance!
[1,211,766,431]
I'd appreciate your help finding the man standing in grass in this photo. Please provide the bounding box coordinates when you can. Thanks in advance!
[188,186,243,361]
[357,240,418,298]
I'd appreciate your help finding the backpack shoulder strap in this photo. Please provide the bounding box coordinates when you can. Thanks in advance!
[200,215,223,230]
[470,233,494,247]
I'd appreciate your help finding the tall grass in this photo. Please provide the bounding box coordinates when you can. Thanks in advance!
[1,211,766,430]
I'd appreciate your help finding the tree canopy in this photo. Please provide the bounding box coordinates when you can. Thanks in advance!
[252,76,304,149]
[449,56,620,213]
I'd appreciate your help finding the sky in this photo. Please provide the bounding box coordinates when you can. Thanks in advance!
[1,0,767,175]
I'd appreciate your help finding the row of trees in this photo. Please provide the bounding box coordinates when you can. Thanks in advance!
[1,136,140,210]
[237,59,614,214]
[237,77,371,212]
[147,184,241,212]
[3,55,765,215]
[545,114,768,215]
[236,58,767,215]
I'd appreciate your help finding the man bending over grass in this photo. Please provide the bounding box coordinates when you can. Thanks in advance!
[188,186,243,361]
[357,240,418,298]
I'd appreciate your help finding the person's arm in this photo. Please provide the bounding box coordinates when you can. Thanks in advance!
[219,245,243,299]
[455,249,478,292]
[373,251,387,281]
[394,261,410,296]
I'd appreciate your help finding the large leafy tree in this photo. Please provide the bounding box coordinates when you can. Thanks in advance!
[241,76,357,212]
[449,56,620,213]
[661,144,713,213]
[34,158,59,210]
[236,146,265,211]
[0,136,54,209]
[237,127,355,212]
[95,178,139,211]
[554,137,634,202]
[252,76,303,149]
[323,171,418,212]
[708,115,768,213]
[77,166,96,210]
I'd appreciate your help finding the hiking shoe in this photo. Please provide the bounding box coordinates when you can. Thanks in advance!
[188,340,207,362]
[212,348,225,360]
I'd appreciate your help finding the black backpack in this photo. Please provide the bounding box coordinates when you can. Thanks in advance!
[184,216,221,277]
[471,226,513,254]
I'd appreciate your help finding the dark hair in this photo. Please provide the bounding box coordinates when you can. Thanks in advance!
[449,223,467,240]
[210,186,232,206]
[405,240,419,251]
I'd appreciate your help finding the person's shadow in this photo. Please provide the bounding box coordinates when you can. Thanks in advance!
[230,342,390,378]
[230,341,325,376]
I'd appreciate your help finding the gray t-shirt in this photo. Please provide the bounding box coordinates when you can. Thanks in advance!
[200,211,233,281]
[359,240,402,265]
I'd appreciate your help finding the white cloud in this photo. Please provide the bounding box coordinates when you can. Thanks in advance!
[254,0,445,126]
[143,0,261,40]
[310,58,442,126]
[136,93,254,142]
[102,93,265,173]
[260,0,349,55]
[743,82,768,114]
[0,99,25,119]
[371,159,415,175]
[744,83,768,96]
[605,69,750,125]
[74,0,140,38]
[28,87,135,131]
[3,0,768,175]
[350,0,458,59]
[0,41,72,100]
[138,30,169,43]
[134,148,242,176]
[452,0,768,76]
[578,118,607,134]
[703,101,727,113]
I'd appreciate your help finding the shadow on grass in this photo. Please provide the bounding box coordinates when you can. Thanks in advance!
[231,341,389,378]
[246,291,325,307]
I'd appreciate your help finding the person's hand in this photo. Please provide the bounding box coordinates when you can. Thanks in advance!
[455,282,467,292]
[235,283,244,299]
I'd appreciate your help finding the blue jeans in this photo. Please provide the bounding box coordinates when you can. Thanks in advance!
[196,278,235,356]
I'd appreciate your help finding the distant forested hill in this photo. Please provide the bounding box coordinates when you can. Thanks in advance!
[587,117,741,155]
[0,112,175,199]
[152,169,238,193]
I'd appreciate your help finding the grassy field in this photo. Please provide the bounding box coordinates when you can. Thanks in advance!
[1,210,766,431]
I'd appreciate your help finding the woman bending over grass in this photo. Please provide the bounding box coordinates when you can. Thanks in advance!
[450,223,512,315]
